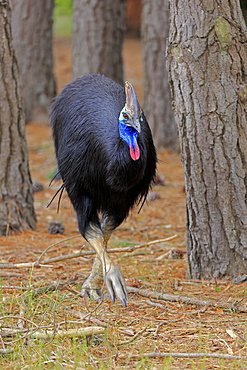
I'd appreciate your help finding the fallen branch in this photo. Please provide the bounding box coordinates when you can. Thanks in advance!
[30,326,105,340]
[146,299,206,315]
[29,282,64,297]
[35,234,82,264]
[0,235,178,269]
[38,236,178,265]
[0,348,14,355]
[127,286,247,313]
[130,351,247,360]
[0,286,27,290]
[1,320,104,338]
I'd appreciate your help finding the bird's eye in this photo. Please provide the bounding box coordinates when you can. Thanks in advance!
[123,113,129,120]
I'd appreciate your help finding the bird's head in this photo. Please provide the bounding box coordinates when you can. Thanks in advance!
[119,81,143,161]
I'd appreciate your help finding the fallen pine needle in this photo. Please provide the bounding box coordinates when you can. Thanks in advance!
[118,326,148,346]
[127,286,247,313]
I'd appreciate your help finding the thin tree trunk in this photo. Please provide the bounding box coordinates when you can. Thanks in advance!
[0,0,36,235]
[167,0,247,279]
[141,0,178,149]
[72,0,126,85]
[11,0,56,123]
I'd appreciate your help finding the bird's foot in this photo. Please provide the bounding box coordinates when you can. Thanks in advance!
[81,263,128,307]
[103,262,128,307]
[81,269,103,302]
[81,232,128,306]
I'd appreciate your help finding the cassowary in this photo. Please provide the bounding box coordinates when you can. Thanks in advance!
[51,74,156,306]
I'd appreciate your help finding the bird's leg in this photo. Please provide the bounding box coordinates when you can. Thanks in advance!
[81,255,103,301]
[84,221,128,306]
[102,215,128,306]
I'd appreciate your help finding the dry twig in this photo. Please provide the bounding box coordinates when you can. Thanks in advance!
[0,235,178,269]
[35,235,82,264]
[30,326,105,340]
[29,282,64,297]
[127,287,247,313]
[130,351,247,360]
[146,299,206,315]
[0,348,14,355]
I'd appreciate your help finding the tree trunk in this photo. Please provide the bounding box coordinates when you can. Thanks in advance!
[11,0,56,123]
[167,0,247,279]
[72,0,126,85]
[0,0,36,235]
[141,0,178,150]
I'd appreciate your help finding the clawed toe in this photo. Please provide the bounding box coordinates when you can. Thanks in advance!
[80,255,128,306]
[81,285,102,302]
[81,271,103,302]
[120,298,127,307]
[81,269,128,307]
[104,264,128,306]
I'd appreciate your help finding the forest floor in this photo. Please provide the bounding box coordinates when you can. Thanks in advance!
[1,37,247,369]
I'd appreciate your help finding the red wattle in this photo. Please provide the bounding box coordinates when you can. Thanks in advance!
[130,144,140,161]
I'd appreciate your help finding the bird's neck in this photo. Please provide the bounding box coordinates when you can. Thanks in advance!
[118,120,140,161]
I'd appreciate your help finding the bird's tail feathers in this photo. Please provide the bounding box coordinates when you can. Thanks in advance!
[137,190,149,214]
[47,183,65,213]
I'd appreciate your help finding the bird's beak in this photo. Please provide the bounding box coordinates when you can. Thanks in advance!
[131,119,141,133]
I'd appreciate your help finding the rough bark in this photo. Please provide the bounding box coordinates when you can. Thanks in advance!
[167,0,247,279]
[11,0,56,123]
[141,0,178,149]
[72,0,126,85]
[0,0,36,235]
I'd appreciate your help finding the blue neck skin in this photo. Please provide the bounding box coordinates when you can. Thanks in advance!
[119,119,139,150]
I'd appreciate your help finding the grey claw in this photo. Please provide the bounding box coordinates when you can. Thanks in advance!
[84,288,102,300]
[121,298,127,307]
[104,265,128,306]
[81,287,102,302]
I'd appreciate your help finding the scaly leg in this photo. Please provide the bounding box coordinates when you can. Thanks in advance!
[81,255,103,301]
[82,219,128,306]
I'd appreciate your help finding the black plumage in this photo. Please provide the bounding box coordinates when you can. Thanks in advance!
[51,74,156,306]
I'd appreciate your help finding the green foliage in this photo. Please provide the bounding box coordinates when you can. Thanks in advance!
[214,286,221,292]
[53,0,72,37]
[54,0,72,17]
